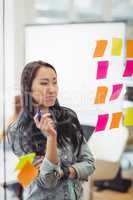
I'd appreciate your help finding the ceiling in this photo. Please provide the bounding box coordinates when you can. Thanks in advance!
[34,0,133,23]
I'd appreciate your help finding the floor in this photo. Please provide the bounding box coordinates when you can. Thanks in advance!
[0,185,133,200]
[0,186,19,200]
[93,186,133,200]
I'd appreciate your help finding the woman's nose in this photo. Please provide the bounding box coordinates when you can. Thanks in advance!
[48,85,56,93]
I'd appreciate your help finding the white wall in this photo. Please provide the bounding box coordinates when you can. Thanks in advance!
[14,0,35,91]
[4,0,15,119]
[2,0,35,120]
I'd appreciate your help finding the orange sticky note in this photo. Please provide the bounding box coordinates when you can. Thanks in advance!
[17,162,38,188]
[94,86,108,104]
[93,40,108,57]
[126,40,133,58]
[110,112,122,129]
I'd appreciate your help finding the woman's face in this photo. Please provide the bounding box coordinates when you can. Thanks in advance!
[31,66,58,109]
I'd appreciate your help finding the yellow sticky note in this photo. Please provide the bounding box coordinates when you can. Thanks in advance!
[111,38,123,56]
[17,161,38,188]
[124,107,133,126]
[16,153,36,170]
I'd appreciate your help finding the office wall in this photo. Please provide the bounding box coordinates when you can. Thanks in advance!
[0,0,35,120]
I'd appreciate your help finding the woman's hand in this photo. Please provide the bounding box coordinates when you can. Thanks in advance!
[32,156,44,170]
[68,167,77,179]
[59,166,77,179]
[34,113,57,138]
[34,112,59,165]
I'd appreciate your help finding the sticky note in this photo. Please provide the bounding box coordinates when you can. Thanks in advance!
[126,40,133,58]
[95,114,109,132]
[124,107,133,126]
[17,161,38,188]
[96,61,109,79]
[94,86,108,104]
[109,84,123,101]
[93,40,108,57]
[123,60,133,77]
[110,112,122,129]
[111,38,123,56]
[16,153,36,170]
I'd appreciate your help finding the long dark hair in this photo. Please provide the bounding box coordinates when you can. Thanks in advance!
[17,61,83,155]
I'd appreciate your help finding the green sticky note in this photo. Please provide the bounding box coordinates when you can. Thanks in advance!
[124,107,133,126]
[111,38,123,56]
[16,152,36,171]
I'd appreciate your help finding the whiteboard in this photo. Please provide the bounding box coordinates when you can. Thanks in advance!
[88,127,128,162]
[25,23,126,126]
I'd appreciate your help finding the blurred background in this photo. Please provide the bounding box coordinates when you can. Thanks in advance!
[0,0,133,200]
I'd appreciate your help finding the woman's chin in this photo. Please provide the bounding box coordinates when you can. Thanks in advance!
[45,101,55,107]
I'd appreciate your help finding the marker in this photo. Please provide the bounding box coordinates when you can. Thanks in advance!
[36,108,57,129]
[36,109,43,121]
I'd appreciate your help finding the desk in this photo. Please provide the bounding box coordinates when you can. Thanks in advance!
[88,127,129,180]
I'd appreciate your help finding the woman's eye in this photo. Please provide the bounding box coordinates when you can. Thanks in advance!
[53,81,57,85]
[40,82,48,85]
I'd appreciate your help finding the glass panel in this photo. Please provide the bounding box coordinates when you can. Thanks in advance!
[0,0,4,198]
[1,0,133,199]
[1,0,19,199]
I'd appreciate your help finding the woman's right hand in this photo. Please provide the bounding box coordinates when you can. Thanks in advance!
[34,113,57,138]
[32,156,44,170]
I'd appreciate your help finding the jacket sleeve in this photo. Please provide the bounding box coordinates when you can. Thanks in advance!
[72,138,95,181]
[33,157,60,189]
[7,122,26,157]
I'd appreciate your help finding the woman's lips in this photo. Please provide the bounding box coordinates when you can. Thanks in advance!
[45,97,55,101]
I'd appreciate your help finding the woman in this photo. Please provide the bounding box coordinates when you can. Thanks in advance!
[8,60,95,200]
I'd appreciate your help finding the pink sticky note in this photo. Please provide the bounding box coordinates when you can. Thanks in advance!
[95,114,109,132]
[96,61,109,79]
[123,60,133,77]
[109,84,123,101]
